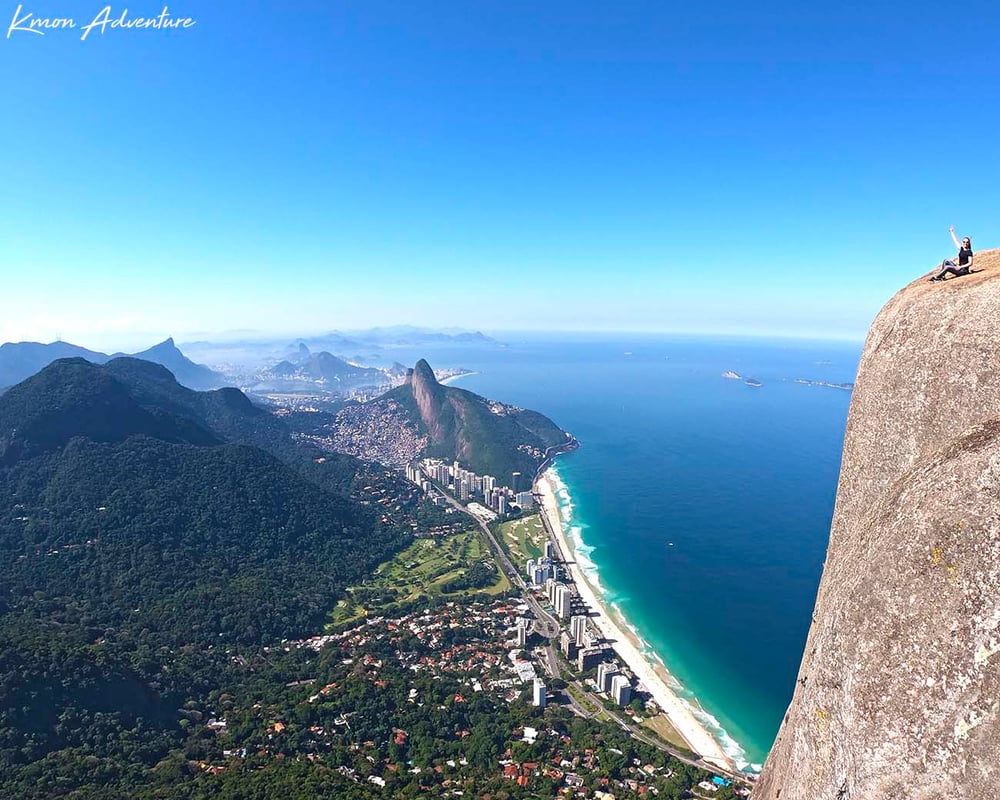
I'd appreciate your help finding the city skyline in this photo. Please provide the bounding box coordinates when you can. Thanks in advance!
[3,0,998,348]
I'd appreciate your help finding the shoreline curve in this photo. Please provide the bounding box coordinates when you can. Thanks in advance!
[535,467,736,772]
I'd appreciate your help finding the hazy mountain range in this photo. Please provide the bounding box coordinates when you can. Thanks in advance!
[180,327,500,370]
[0,338,225,392]
[0,333,469,400]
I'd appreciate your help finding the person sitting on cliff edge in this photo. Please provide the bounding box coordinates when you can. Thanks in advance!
[929,226,974,281]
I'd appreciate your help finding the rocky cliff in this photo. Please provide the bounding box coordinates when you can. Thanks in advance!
[406,358,447,442]
[324,359,570,478]
[754,249,1000,800]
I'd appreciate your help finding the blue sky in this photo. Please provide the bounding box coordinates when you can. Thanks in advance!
[1,0,998,350]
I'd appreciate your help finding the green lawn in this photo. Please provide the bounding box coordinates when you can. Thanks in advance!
[642,714,695,754]
[329,529,511,626]
[498,513,548,563]
[567,683,601,714]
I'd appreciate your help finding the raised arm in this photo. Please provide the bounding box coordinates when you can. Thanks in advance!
[949,225,962,249]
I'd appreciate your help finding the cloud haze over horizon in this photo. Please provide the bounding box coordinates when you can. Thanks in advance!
[2,0,998,349]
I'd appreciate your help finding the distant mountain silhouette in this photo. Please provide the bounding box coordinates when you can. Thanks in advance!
[308,352,383,383]
[0,337,226,391]
[261,351,385,388]
[116,338,226,390]
[297,327,498,352]
[270,359,300,377]
[351,326,497,346]
[0,341,110,387]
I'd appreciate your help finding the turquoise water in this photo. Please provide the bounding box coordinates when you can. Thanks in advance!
[387,334,859,769]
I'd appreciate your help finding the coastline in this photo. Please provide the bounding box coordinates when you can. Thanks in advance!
[535,468,735,772]
[439,371,479,385]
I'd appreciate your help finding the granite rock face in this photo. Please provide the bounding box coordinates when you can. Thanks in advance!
[406,358,447,442]
[753,250,1000,800]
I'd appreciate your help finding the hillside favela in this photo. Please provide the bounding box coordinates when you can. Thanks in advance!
[2,3,999,800]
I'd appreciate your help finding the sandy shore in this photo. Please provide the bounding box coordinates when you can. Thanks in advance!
[439,371,479,385]
[535,470,734,771]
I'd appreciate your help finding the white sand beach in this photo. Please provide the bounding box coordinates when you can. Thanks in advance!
[438,371,479,385]
[535,470,734,771]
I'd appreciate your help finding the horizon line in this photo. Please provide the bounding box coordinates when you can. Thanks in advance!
[2,327,867,352]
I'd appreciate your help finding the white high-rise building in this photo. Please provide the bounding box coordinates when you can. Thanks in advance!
[610,674,632,707]
[597,662,619,693]
[570,615,588,646]
[554,584,571,619]
[532,679,546,708]
[498,495,508,515]
[482,475,496,494]
[516,491,535,509]
[516,624,527,647]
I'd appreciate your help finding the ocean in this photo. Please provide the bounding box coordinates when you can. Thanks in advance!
[386,333,859,769]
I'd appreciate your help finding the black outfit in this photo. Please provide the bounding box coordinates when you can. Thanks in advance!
[932,245,974,281]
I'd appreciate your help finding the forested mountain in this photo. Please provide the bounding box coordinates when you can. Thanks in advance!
[381,359,571,480]
[0,358,428,796]
[0,359,220,465]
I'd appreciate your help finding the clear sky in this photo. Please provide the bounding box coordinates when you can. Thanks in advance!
[2,0,998,350]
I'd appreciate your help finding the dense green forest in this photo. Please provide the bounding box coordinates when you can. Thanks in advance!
[0,359,438,796]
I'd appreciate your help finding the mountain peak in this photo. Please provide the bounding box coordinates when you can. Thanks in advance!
[130,339,225,391]
[140,337,179,354]
[412,358,438,387]
[403,359,445,441]
[0,358,219,464]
